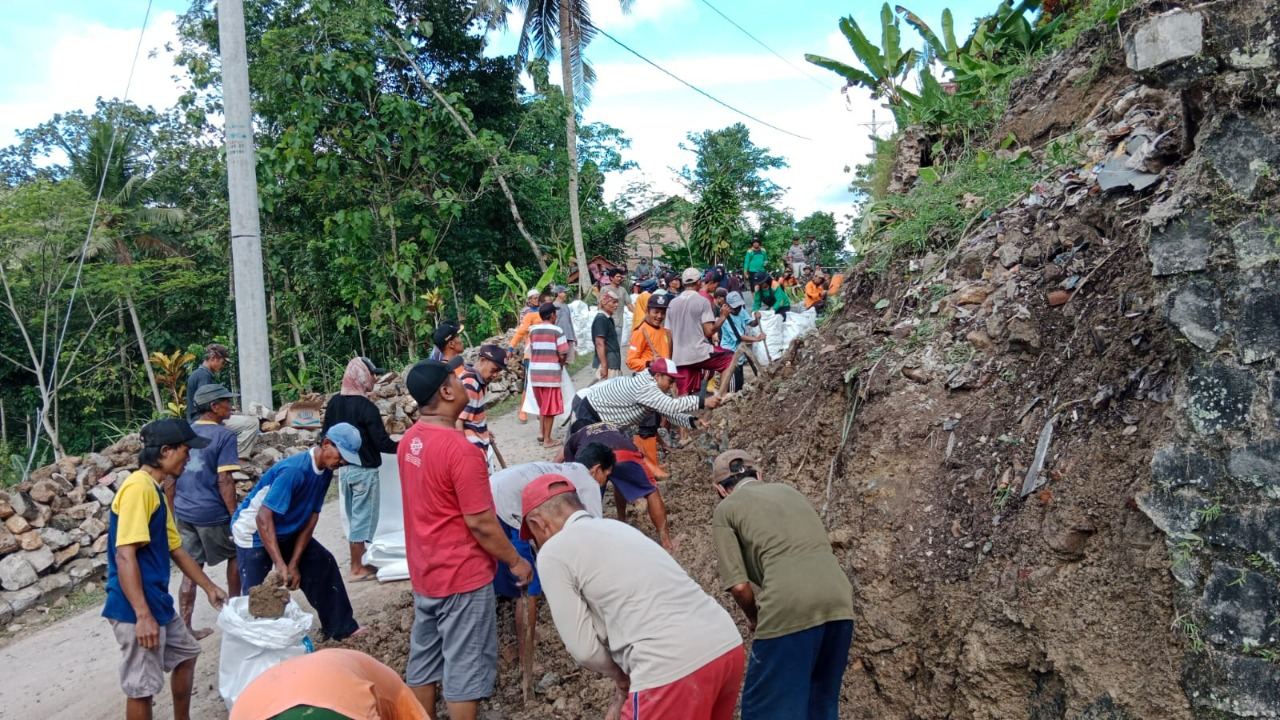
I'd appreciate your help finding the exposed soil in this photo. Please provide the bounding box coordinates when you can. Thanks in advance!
[325,25,1196,719]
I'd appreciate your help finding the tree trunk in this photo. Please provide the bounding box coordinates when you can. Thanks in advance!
[117,301,132,422]
[125,293,164,414]
[388,37,548,273]
[559,1,593,296]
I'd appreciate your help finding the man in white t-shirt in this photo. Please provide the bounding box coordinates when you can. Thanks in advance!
[488,463,601,689]
[521,474,744,720]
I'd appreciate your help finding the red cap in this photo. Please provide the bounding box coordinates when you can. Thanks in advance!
[649,357,679,377]
[519,474,579,540]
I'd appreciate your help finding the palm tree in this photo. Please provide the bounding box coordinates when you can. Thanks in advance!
[61,120,184,415]
[475,0,633,295]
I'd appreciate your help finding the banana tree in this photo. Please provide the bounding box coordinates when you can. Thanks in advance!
[805,3,919,116]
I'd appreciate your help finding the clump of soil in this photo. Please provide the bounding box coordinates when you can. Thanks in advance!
[248,570,290,619]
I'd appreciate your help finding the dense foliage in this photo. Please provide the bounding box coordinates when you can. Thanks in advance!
[0,0,814,465]
[0,0,648,462]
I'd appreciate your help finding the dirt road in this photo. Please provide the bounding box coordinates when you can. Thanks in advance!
[0,362,596,720]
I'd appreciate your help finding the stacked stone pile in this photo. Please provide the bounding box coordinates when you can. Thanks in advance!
[0,330,526,624]
[0,440,134,624]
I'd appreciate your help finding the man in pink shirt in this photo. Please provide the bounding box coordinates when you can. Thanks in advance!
[398,357,534,720]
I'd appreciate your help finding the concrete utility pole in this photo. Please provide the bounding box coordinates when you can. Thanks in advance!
[217,0,273,410]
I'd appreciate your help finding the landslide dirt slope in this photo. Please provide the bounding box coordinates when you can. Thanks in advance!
[337,17,1197,720]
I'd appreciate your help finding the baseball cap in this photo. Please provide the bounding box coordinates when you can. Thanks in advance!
[478,344,509,367]
[649,357,679,377]
[206,343,230,360]
[681,267,702,284]
[703,268,723,284]
[405,356,465,405]
[519,473,580,539]
[432,320,463,350]
[649,293,671,309]
[141,418,211,449]
[726,291,746,309]
[359,356,387,375]
[552,285,568,294]
[193,383,238,406]
[711,450,759,485]
[323,422,363,466]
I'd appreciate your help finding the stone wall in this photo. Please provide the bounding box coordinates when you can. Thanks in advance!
[1129,2,1280,716]
[0,332,525,627]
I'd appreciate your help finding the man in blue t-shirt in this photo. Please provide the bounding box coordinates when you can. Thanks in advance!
[170,383,242,640]
[232,423,366,640]
[719,292,765,392]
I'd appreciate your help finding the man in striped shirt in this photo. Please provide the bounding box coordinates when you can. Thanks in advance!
[528,302,570,447]
[570,358,720,435]
[457,345,508,470]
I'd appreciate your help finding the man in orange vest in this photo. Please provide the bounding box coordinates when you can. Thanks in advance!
[625,293,673,476]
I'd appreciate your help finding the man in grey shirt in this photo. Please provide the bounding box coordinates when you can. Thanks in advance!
[552,285,577,355]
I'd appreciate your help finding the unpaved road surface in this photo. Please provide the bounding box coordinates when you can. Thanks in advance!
[0,362,596,720]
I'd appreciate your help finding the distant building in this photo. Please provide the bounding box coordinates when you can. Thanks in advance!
[623,197,692,269]
[567,255,619,287]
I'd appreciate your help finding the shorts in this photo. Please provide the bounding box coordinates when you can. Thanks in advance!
[533,386,564,417]
[176,519,236,566]
[493,523,541,597]
[676,350,735,396]
[339,465,381,543]
[109,616,202,699]
[407,586,498,702]
[623,645,745,720]
[609,458,657,504]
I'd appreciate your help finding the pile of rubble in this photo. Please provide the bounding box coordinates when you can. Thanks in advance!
[0,442,131,625]
[0,332,527,625]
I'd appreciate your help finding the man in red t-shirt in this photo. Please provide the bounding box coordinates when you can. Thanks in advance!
[398,357,534,720]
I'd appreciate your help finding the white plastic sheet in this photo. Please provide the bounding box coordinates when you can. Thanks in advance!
[217,596,314,708]
[339,454,409,582]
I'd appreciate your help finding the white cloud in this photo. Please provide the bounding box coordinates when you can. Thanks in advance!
[0,11,182,147]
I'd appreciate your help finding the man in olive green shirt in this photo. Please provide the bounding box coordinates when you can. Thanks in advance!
[710,450,854,720]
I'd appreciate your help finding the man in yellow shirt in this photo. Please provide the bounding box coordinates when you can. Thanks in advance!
[103,418,229,720]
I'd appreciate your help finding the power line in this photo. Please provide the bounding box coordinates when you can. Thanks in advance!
[27,0,154,474]
[697,0,835,91]
[595,27,811,141]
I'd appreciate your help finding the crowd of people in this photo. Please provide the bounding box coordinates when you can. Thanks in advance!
[98,238,852,720]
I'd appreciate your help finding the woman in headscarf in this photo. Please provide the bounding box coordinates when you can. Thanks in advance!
[321,357,399,581]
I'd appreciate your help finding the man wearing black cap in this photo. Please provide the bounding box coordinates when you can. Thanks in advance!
[398,357,533,718]
[103,419,229,720]
[710,450,854,720]
[322,357,400,581]
[430,320,466,370]
[625,292,674,473]
[184,343,260,458]
[457,345,508,466]
[171,383,243,639]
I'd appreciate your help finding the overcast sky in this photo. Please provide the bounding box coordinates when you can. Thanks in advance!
[0,0,986,224]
